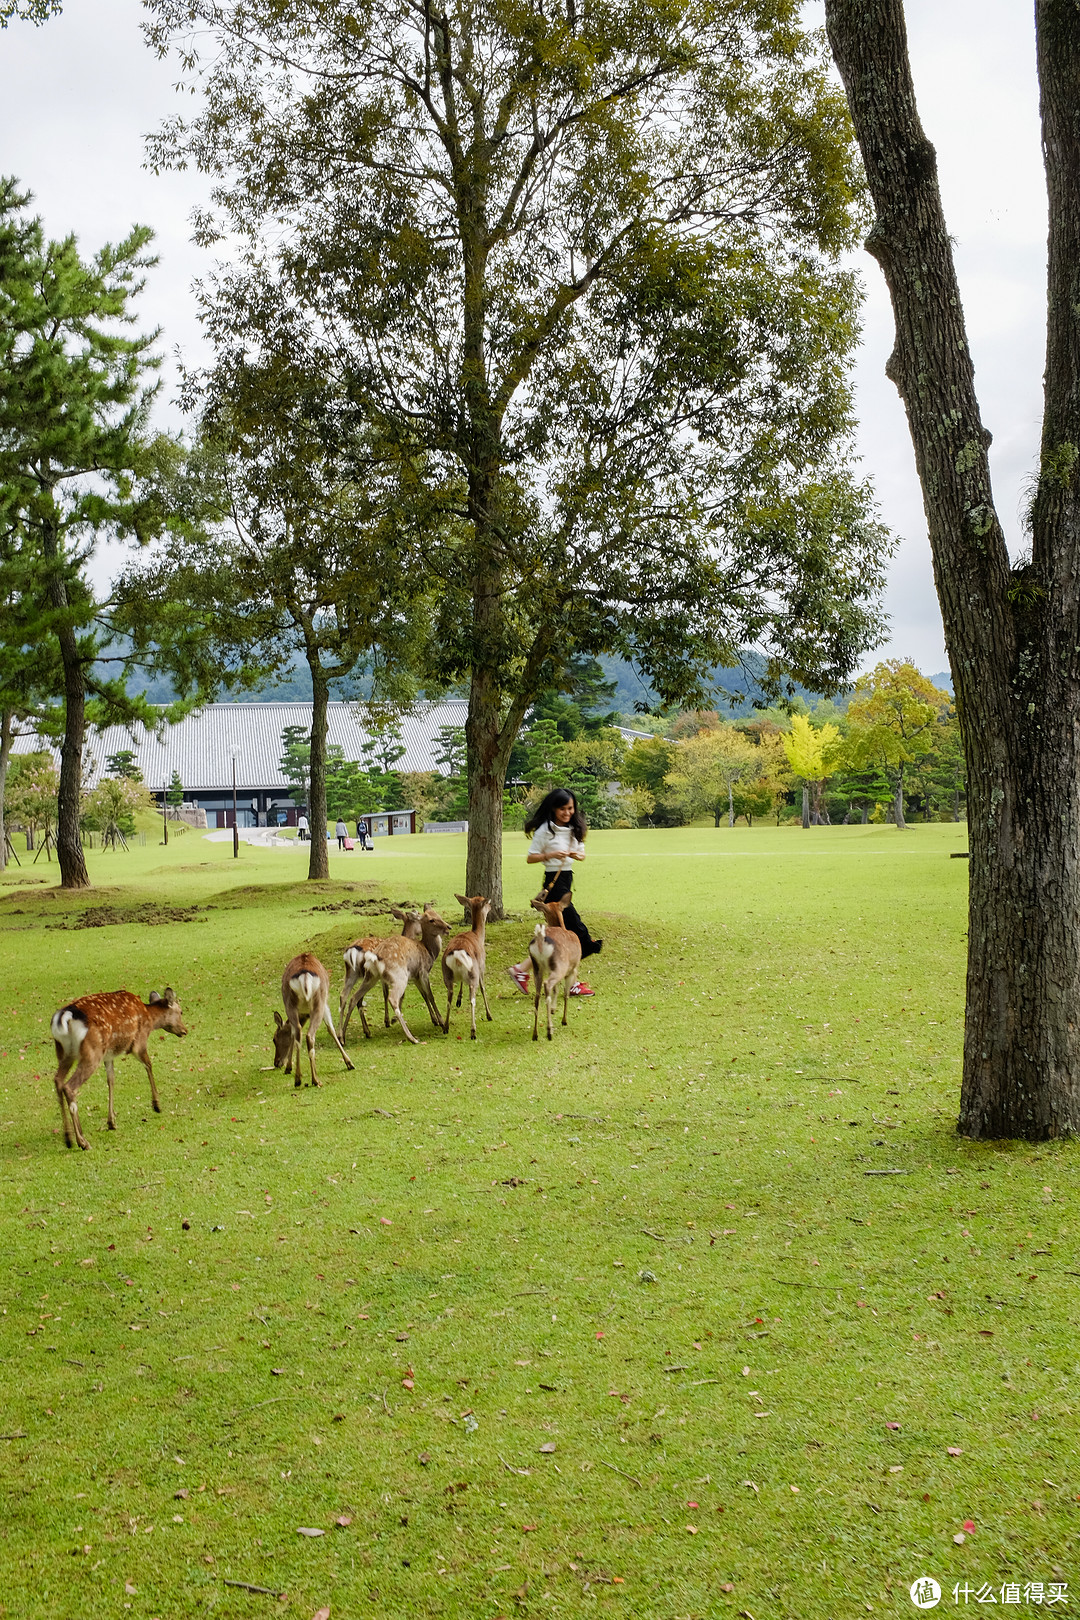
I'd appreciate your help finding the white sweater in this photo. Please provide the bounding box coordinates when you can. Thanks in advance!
[528,821,585,873]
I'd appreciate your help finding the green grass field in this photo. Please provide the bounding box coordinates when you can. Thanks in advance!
[1,822,1076,1619]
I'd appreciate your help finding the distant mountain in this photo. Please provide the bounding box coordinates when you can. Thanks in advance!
[930,670,954,694]
[596,652,831,719]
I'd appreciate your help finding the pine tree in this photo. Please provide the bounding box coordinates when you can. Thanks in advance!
[0,179,168,889]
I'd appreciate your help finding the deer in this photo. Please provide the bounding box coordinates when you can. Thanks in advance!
[339,908,423,1040]
[362,902,449,1044]
[50,987,187,1151]
[528,894,583,1041]
[272,953,354,1088]
[442,893,493,1040]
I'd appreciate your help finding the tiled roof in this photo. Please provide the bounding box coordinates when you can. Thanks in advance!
[11,699,470,792]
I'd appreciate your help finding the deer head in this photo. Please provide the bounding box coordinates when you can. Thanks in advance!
[148,987,188,1037]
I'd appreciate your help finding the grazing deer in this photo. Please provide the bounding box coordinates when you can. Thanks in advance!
[339,908,423,1039]
[51,987,187,1151]
[528,895,583,1041]
[272,953,354,1088]
[442,893,493,1040]
[363,903,449,1044]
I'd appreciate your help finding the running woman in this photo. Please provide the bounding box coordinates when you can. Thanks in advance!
[507,787,602,995]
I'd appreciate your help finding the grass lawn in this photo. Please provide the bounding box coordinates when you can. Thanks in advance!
[1,821,1076,1619]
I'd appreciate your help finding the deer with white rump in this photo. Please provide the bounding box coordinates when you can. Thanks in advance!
[339,908,423,1039]
[51,987,187,1150]
[528,894,582,1040]
[272,953,354,1087]
[442,893,493,1040]
[362,902,449,1044]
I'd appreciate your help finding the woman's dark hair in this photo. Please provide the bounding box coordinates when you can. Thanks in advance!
[524,787,587,841]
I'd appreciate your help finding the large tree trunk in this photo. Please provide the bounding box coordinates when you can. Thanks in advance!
[307,660,330,881]
[825,0,1080,1137]
[464,663,529,918]
[40,516,90,890]
[801,784,810,829]
[893,767,907,831]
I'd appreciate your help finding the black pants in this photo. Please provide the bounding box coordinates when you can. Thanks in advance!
[540,870,599,958]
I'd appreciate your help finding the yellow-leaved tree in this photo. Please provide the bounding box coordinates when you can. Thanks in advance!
[781,714,843,827]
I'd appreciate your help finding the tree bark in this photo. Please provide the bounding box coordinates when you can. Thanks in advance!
[40,513,90,890]
[307,658,330,881]
[894,767,907,831]
[801,784,810,829]
[825,0,1080,1137]
[464,663,531,917]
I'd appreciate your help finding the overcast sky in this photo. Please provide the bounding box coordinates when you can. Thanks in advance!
[0,0,1047,680]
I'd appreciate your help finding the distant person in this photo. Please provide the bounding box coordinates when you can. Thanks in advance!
[357,817,373,851]
[335,818,348,850]
[507,787,602,997]
[297,813,309,842]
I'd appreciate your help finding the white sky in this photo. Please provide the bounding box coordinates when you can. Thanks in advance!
[0,0,1047,681]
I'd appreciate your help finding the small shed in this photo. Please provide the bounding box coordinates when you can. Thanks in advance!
[360,810,417,837]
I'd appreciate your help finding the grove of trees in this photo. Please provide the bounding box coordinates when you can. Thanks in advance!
[141,0,892,913]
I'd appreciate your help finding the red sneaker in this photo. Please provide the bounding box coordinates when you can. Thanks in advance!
[507,964,530,994]
[568,981,595,997]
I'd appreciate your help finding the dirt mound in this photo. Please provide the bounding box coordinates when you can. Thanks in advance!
[58,903,207,930]
[306,896,426,916]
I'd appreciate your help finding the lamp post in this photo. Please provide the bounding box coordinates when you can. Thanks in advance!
[161,784,169,847]
[230,744,240,859]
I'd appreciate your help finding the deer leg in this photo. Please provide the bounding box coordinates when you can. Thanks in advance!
[389,991,420,1045]
[383,984,391,1028]
[306,1027,320,1087]
[442,963,454,1032]
[105,1056,118,1129]
[293,1016,305,1087]
[53,1055,76,1148]
[532,972,542,1041]
[65,1064,94,1151]
[135,1042,162,1112]
[456,983,463,1008]
[321,1002,355,1072]
[417,969,447,1033]
[468,978,478,1040]
[562,977,570,1027]
[478,973,493,1023]
[546,981,557,1041]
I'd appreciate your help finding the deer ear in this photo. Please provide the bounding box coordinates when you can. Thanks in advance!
[454,893,468,907]
[148,991,163,1005]
[391,907,406,920]
[164,986,178,1007]
[274,1011,284,1028]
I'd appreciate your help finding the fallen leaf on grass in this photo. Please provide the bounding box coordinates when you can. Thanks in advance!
[271,1368,285,1376]
[380,1218,392,1226]
[523,1523,538,1532]
[125,1582,137,1595]
[963,1519,975,1532]
[334,1516,352,1528]
[685,1525,698,1534]
[953,1532,966,1545]
[947,1447,963,1457]
[885,1422,901,1431]
[297,1527,325,1537]
[313,1609,331,1620]
[174,1489,189,1500]
[538,1442,557,1453]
